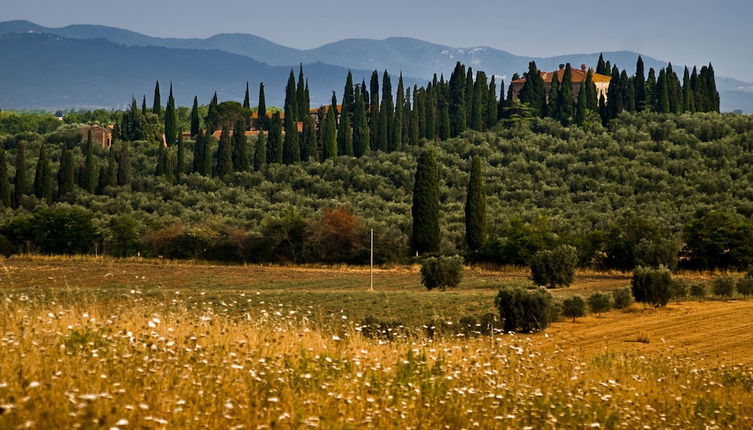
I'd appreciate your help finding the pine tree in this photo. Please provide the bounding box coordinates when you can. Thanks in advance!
[216,127,233,178]
[411,149,440,254]
[301,114,318,161]
[283,70,301,164]
[175,132,185,181]
[82,130,97,194]
[0,147,9,207]
[152,81,162,116]
[322,108,337,160]
[117,143,131,186]
[232,122,250,172]
[257,83,267,130]
[243,82,251,109]
[164,84,177,146]
[576,81,588,126]
[57,144,75,197]
[190,96,200,137]
[635,56,646,111]
[33,144,52,203]
[465,156,486,251]
[14,141,28,206]
[254,132,267,171]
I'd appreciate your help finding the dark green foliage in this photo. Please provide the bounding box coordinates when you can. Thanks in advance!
[607,66,623,120]
[562,295,586,322]
[243,82,250,109]
[156,144,168,177]
[530,245,578,288]
[283,70,300,164]
[0,147,11,207]
[669,279,689,301]
[587,292,613,316]
[449,62,467,137]
[257,83,267,130]
[190,96,200,137]
[116,142,131,186]
[420,255,464,291]
[253,132,267,170]
[33,144,52,203]
[301,114,317,162]
[602,215,679,271]
[0,234,11,257]
[102,146,118,189]
[108,214,140,257]
[412,149,440,254]
[596,53,607,75]
[547,70,560,119]
[518,61,546,115]
[14,140,28,205]
[268,113,283,163]
[635,56,646,111]
[486,76,498,129]
[736,276,753,296]
[232,122,250,172]
[322,107,337,160]
[585,70,598,111]
[216,127,233,178]
[376,71,393,151]
[164,84,177,145]
[152,81,162,116]
[175,132,185,181]
[684,210,753,270]
[81,130,97,193]
[611,288,634,309]
[352,85,370,157]
[690,283,707,300]
[557,64,574,122]
[712,276,735,298]
[2,204,99,254]
[464,156,486,251]
[297,65,308,121]
[575,80,587,126]
[631,266,672,307]
[495,286,559,333]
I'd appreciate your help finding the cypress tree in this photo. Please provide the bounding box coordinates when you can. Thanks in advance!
[557,64,574,122]
[175,131,185,181]
[547,70,560,118]
[596,53,606,75]
[518,61,546,115]
[497,79,507,118]
[656,69,670,113]
[0,147,8,208]
[141,95,148,116]
[58,144,75,197]
[216,127,233,177]
[257,83,267,130]
[646,68,657,110]
[425,85,437,140]
[33,144,53,203]
[283,70,301,164]
[200,132,213,177]
[353,85,370,157]
[268,113,283,163]
[243,82,251,109]
[448,62,467,136]
[438,89,451,140]
[585,70,598,111]
[486,76,497,129]
[635,56,646,111]
[392,73,405,151]
[303,80,311,121]
[666,64,680,113]
[232,122,250,172]
[254,132,267,171]
[152,81,162,116]
[369,70,380,147]
[164,149,175,185]
[605,61,611,75]
[302,114,318,161]
[706,63,720,112]
[322,108,338,160]
[82,130,97,194]
[14,141,28,206]
[376,72,393,152]
[190,96,200,137]
[621,71,635,112]
[117,142,131,186]
[207,92,219,134]
[470,71,486,130]
[297,64,307,120]
[164,84,177,146]
[598,94,608,125]
[465,156,486,251]
[409,86,420,146]
[342,71,355,118]
[192,130,204,174]
[465,67,475,125]
[576,81,588,126]
[103,145,118,189]
[696,66,708,112]
[156,144,168,177]
[411,149,440,254]
[606,66,623,119]
[682,67,694,113]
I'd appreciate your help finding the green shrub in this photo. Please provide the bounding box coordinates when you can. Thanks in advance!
[631,265,672,307]
[421,255,464,291]
[561,295,587,322]
[529,244,578,288]
[712,276,736,298]
[588,292,613,316]
[611,288,634,309]
[0,234,12,257]
[737,277,753,297]
[690,283,707,300]
[494,286,559,333]
[669,279,689,301]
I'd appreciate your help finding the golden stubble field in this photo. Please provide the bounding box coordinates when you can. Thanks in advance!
[1,256,752,429]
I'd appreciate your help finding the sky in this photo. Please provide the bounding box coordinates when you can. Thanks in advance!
[4,0,753,81]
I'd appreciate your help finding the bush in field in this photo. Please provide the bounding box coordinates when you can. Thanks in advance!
[669,279,689,301]
[588,292,613,316]
[631,265,672,307]
[712,276,736,298]
[690,283,707,300]
[495,286,559,333]
[2,204,99,255]
[0,234,12,257]
[737,276,753,297]
[421,255,464,291]
[529,245,578,288]
[611,288,634,309]
[561,295,587,322]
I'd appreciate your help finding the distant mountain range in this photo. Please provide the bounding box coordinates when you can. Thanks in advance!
[1,20,751,112]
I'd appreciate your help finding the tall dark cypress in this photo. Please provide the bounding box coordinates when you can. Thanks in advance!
[82,130,97,194]
[243,82,251,109]
[425,85,437,140]
[706,63,720,112]
[448,62,467,137]
[283,70,300,164]
[352,85,370,157]
[369,70,380,147]
[409,87,420,146]
[655,69,670,113]
[103,145,118,189]
[301,114,318,161]
[620,70,635,112]
[392,73,405,151]
[338,73,354,156]
[606,66,623,119]
[216,127,233,177]
[465,156,486,251]
[585,70,598,111]
[0,147,9,207]
[14,141,28,206]
[164,84,177,146]
[257,83,267,130]
[156,144,168,177]
[175,132,185,182]
[254,132,267,171]
[646,68,657,109]
[207,92,219,134]
[232,122,250,172]
[342,71,355,118]
[141,95,148,116]
[465,67,474,125]
[33,144,52,203]
[576,80,588,126]
[596,53,607,75]
[635,56,646,111]
[200,132,213,177]
[190,96,200,137]
[411,149,440,254]
[117,142,131,186]
[268,113,283,163]
[192,130,205,174]
[486,76,497,129]
[152,81,162,116]
[470,71,486,131]
[297,64,307,120]
[557,64,574,122]
[58,144,75,197]
[683,67,695,113]
[547,70,560,118]
[322,107,337,160]
[518,61,546,115]
[376,71,393,152]
[666,64,680,113]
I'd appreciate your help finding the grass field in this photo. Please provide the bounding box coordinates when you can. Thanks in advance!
[1,256,752,428]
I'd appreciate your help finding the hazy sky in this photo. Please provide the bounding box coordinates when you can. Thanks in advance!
[4,0,753,81]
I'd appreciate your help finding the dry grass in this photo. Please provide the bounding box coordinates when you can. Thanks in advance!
[1,257,753,428]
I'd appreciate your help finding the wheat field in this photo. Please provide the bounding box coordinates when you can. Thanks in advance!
[1,257,752,429]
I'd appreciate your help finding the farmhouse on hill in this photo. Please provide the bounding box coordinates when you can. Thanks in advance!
[510,64,611,103]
